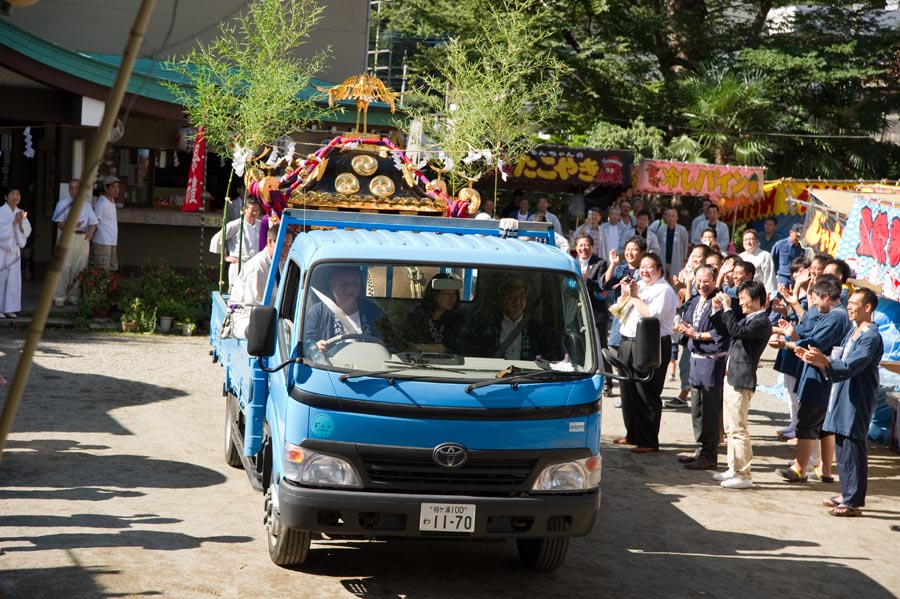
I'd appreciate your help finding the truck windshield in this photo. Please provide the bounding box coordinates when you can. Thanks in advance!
[299,262,597,380]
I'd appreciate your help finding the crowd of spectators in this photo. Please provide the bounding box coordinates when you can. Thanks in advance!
[486,192,885,516]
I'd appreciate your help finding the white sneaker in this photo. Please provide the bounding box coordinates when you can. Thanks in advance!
[53,299,65,308]
[712,470,735,482]
[721,477,753,489]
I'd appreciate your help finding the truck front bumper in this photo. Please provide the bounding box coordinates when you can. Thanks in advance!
[277,481,599,538]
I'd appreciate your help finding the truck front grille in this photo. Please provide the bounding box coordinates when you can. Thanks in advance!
[361,453,537,492]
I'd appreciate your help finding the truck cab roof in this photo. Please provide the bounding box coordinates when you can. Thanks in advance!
[296,228,575,271]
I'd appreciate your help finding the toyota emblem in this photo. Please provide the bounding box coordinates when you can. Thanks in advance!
[433,443,468,468]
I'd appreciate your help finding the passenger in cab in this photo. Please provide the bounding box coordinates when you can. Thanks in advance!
[404,273,465,354]
[475,278,563,362]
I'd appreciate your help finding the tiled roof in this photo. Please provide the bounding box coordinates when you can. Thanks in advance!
[0,18,401,127]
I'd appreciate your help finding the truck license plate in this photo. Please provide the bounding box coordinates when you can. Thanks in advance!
[419,503,476,533]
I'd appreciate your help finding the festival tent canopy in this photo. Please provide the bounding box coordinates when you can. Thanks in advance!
[803,185,900,366]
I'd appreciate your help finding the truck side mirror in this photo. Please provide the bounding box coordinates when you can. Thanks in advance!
[247,306,277,357]
[633,317,661,371]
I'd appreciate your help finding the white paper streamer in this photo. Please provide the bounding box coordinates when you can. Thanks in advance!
[23,127,34,158]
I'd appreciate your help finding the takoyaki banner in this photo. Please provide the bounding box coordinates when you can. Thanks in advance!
[836,196,900,300]
[506,145,632,191]
[635,159,764,202]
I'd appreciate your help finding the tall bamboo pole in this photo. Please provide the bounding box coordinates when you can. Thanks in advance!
[0,0,158,459]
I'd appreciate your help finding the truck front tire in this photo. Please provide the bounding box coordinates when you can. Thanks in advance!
[265,479,311,567]
[516,537,570,572]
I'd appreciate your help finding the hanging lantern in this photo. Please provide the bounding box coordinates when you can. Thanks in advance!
[175,127,196,152]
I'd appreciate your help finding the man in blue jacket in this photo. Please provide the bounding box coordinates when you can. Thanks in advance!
[796,288,883,517]
[709,280,772,489]
[770,222,807,287]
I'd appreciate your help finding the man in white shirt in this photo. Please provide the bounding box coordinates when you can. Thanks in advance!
[690,197,713,245]
[528,197,562,235]
[597,206,628,258]
[739,228,776,294]
[230,225,293,305]
[228,225,293,338]
[90,175,120,271]
[654,207,690,278]
[210,198,261,292]
[619,200,633,229]
[53,179,98,306]
[700,204,730,253]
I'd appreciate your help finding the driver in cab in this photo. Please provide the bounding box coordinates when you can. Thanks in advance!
[303,265,383,357]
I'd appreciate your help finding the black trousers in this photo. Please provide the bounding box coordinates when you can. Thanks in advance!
[596,317,612,389]
[691,384,723,461]
[620,335,672,449]
[835,434,868,507]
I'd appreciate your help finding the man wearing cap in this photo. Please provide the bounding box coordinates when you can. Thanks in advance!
[91,176,120,271]
[52,179,98,306]
[771,222,807,288]
[209,197,261,292]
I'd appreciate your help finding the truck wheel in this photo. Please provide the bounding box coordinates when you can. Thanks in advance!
[224,393,242,468]
[516,537,570,572]
[264,479,311,567]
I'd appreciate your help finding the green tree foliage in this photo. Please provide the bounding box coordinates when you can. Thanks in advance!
[383,0,900,178]
[583,117,667,163]
[162,0,334,159]
[403,0,564,194]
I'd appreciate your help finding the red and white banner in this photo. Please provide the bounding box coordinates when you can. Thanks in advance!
[635,159,764,202]
[183,126,205,212]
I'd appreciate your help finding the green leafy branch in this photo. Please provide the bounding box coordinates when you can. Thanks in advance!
[405,0,565,194]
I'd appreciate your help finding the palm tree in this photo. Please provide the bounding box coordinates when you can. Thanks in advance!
[676,65,773,165]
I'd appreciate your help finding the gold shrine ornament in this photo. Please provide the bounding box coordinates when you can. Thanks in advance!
[458,187,481,214]
[351,154,379,177]
[369,175,396,198]
[335,173,361,195]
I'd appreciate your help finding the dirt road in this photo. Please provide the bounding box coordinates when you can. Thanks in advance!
[1,330,899,598]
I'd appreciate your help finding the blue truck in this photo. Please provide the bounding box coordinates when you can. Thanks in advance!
[210,209,656,571]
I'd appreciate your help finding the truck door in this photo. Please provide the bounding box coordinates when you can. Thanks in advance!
[244,259,301,457]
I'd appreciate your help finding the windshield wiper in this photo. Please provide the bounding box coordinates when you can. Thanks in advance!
[339,361,468,382]
[464,366,587,393]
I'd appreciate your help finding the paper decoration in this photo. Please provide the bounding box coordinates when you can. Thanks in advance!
[232,143,252,177]
[23,127,34,158]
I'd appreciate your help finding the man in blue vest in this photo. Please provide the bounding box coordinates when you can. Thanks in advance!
[795,288,883,517]
[676,266,729,471]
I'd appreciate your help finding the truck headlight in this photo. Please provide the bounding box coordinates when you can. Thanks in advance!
[531,455,601,492]
[283,443,362,488]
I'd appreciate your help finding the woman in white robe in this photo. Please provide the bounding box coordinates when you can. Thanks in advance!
[0,187,32,317]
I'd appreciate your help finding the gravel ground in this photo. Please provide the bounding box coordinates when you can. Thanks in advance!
[1,330,899,599]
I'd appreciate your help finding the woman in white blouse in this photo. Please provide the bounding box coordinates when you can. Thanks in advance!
[613,253,678,453]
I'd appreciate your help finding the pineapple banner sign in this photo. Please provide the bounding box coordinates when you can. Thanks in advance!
[635,159,764,202]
